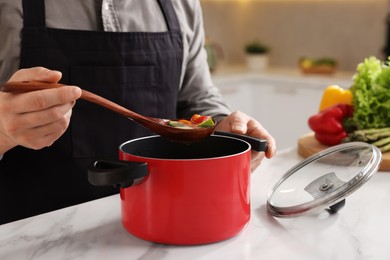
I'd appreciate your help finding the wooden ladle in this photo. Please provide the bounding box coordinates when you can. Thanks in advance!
[0,81,216,143]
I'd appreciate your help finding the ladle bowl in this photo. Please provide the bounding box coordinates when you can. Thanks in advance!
[0,81,216,143]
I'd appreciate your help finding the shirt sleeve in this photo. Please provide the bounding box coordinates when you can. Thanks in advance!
[176,1,231,123]
[0,1,24,83]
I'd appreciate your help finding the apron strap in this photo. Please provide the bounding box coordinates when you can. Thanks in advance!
[157,0,181,32]
[22,0,46,28]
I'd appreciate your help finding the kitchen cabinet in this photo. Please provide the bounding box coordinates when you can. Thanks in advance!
[213,79,255,117]
[213,68,353,149]
[253,81,324,150]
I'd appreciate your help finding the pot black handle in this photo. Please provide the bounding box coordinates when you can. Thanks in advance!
[214,131,268,152]
[88,160,148,188]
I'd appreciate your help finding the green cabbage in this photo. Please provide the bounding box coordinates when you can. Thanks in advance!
[350,56,390,129]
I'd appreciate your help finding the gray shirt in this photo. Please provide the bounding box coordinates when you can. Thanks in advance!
[0,0,231,120]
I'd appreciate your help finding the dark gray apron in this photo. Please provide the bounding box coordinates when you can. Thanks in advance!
[0,0,183,224]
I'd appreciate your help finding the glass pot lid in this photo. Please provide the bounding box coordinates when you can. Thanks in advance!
[267,142,382,218]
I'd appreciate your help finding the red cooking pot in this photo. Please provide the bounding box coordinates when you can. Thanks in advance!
[88,131,267,245]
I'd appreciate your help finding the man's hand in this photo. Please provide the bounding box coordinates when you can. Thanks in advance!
[0,67,82,154]
[215,111,276,172]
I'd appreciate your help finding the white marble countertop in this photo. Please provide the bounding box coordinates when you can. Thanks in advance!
[1,147,390,260]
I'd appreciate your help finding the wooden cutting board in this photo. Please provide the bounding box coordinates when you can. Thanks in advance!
[297,132,390,172]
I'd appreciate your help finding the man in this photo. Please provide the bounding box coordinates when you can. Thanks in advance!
[0,0,276,224]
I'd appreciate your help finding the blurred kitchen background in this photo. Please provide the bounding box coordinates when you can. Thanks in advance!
[201,0,388,71]
[200,0,389,149]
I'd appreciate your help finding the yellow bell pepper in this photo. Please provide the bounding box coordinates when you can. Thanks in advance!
[319,85,352,111]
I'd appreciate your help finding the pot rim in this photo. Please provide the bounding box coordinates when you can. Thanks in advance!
[119,135,251,161]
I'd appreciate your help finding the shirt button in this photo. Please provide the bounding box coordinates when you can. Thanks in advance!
[103,2,109,10]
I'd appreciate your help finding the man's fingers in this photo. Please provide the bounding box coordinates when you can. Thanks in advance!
[9,67,62,83]
[6,86,81,113]
[11,110,72,150]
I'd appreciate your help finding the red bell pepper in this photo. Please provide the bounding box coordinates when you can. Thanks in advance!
[190,114,210,124]
[308,104,353,146]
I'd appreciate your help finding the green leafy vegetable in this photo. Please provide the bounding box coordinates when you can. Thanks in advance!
[343,127,390,152]
[350,56,390,129]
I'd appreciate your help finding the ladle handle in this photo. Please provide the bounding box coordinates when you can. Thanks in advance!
[0,81,145,121]
[0,81,64,92]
